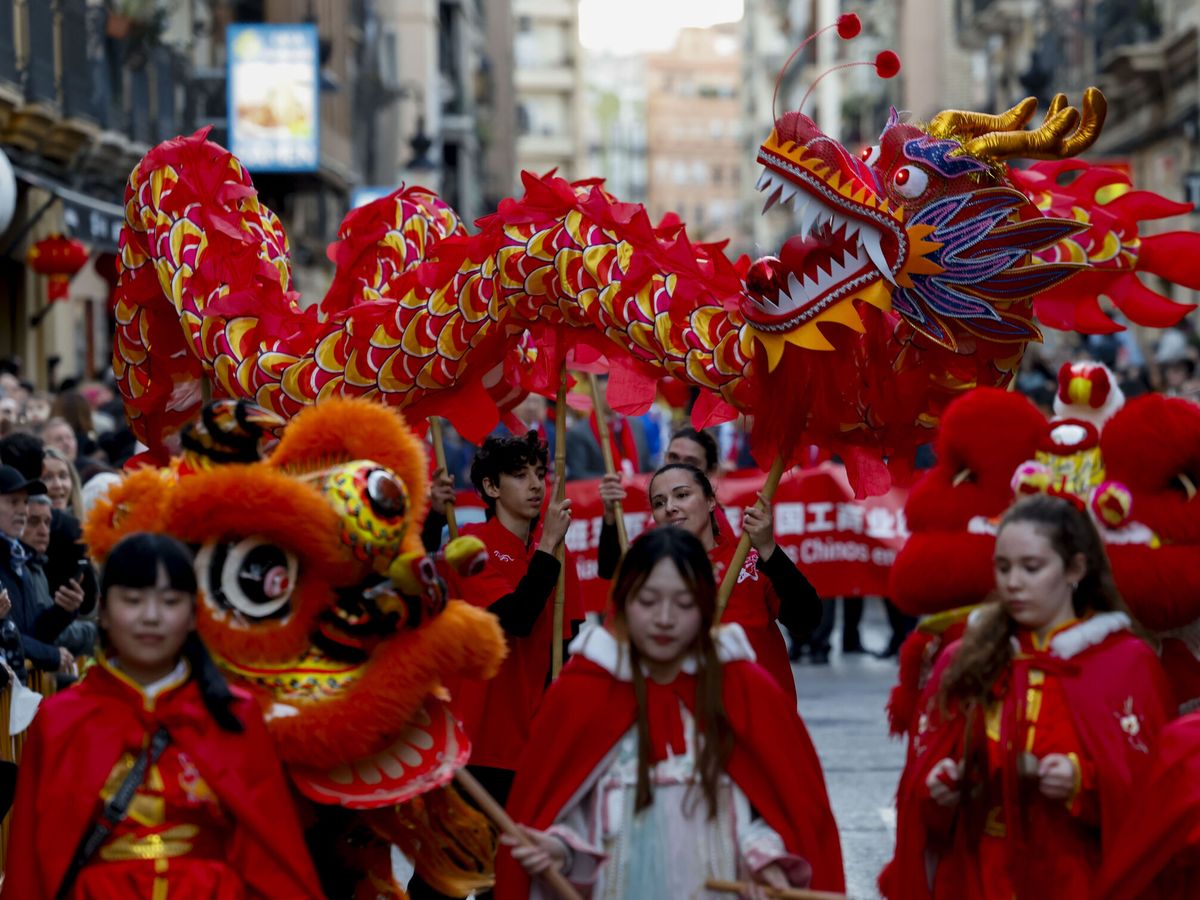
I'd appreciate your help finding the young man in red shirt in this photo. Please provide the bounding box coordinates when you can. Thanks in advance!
[426,431,577,809]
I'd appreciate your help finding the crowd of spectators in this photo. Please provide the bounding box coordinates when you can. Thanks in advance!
[0,357,135,688]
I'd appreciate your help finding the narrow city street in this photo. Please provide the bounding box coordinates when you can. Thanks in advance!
[793,601,905,900]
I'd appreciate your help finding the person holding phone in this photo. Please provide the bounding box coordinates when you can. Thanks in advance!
[0,465,75,672]
[24,494,95,659]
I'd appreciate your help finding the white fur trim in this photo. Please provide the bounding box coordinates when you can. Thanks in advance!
[567,620,755,682]
[1048,612,1130,660]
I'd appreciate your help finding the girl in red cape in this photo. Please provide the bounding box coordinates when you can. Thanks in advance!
[496,526,844,898]
[2,532,322,900]
[597,463,823,703]
[880,494,1174,900]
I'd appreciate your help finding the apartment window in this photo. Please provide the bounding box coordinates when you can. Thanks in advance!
[712,164,723,185]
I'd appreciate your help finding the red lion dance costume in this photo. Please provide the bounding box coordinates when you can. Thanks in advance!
[86,398,506,898]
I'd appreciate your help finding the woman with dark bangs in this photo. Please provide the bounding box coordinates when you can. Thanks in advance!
[2,532,322,899]
[598,463,822,701]
[882,494,1175,900]
[496,527,843,899]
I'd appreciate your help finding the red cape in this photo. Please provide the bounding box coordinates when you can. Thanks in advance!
[1093,710,1200,899]
[880,625,1174,900]
[495,653,845,897]
[2,662,323,900]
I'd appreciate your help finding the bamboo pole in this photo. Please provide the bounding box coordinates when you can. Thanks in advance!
[551,366,569,679]
[454,769,583,900]
[715,455,787,623]
[429,417,459,539]
[588,373,628,554]
[706,878,847,899]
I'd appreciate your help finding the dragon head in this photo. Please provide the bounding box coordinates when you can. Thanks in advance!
[743,91,1108,367]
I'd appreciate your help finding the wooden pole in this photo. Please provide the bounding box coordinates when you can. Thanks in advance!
[454,769,584,900]
[429,417,459,539]
[588,373,628,553]
[715,455,787,623]
[551,366,569,679]
[705,878,847,899]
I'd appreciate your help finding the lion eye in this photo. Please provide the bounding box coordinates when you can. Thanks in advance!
[366,469,408,520]
[196,537,297,620]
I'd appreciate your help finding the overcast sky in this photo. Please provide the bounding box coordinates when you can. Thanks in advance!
[578,0,744,54]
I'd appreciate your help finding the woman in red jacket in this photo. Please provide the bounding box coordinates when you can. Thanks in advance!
[882,494,1174,899]
[2,532,322,900]
[599,463,821,701]
[497,527,843,898]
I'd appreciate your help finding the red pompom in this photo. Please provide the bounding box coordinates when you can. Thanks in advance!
[875,50,901,78]
[836,13,861,39]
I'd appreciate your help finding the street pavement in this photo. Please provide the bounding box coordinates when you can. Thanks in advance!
[791,599,906,900]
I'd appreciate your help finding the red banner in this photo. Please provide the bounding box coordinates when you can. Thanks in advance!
[449,463,909,611]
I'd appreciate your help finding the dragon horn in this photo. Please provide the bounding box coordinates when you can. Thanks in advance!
[928,95,1039,140]
[957,88,1108,163]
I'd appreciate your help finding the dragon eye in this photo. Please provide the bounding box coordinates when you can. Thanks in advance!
[893,165,929,198]
[196,537,297,620]
[366,469,408,520]
[860,145,880,166]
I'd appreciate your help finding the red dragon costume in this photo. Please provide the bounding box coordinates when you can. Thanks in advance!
[85,398,506,898]
[112,78,1199,496]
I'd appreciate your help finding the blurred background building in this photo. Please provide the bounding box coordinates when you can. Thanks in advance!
[514,0,586,180]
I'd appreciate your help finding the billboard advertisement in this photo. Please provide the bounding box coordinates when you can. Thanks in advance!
[227,23,320,172]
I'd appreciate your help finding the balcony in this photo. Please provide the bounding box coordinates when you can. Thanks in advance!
[0,0,188,181]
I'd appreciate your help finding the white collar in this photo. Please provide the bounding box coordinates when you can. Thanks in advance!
[567,619,755,682]
[112,657,190,699]
[1045,611,1131,659]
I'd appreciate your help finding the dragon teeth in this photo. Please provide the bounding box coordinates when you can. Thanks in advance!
[755,170,771,191]
[762,186,784,214]
[859,227,894,285]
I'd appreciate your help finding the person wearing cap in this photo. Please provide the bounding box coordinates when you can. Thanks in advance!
[0,465,75,672]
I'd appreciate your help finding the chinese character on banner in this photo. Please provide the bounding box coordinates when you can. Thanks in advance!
[836,502,865,534]
[807,502,835,533]
[865,507,897,540]
[775,502,806,536]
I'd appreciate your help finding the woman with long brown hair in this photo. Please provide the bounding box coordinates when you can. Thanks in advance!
[598,463,823,701]
[496,527,843,899]
[884,493,1175,899]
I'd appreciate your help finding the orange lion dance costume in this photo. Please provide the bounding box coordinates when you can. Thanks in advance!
[86,397,506,898]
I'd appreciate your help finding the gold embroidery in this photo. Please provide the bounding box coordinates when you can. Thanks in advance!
[99,754,165,827]
[1065,751,1083,810]
[985,699,1002,742]
[1025,669,1044,753]
[984,805,1006,837]
[98,825,200,862]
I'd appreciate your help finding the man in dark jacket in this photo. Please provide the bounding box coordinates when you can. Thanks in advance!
[0,465,73,672]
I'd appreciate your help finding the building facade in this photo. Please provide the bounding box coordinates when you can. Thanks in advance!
[513,0,586,181]
[645,24,742,244]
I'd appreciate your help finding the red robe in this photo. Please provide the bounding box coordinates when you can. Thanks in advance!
[446,515,583,770]
[495,645,845,897]
[710,538,796,703]
[880,614,1173,900]
[1092,710,1200,899]
[2,660,322,900]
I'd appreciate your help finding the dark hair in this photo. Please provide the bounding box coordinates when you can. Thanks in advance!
[101,533,243,733]
[668,427,719,473]
[51,390,93,437]
[469,431,548,513]
[611,527,731,818]
[648,462,720,539]
[938,493,1131,708]
[0,432,45,480]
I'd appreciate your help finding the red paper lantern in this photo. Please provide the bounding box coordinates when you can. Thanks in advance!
[27,233,89,302]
